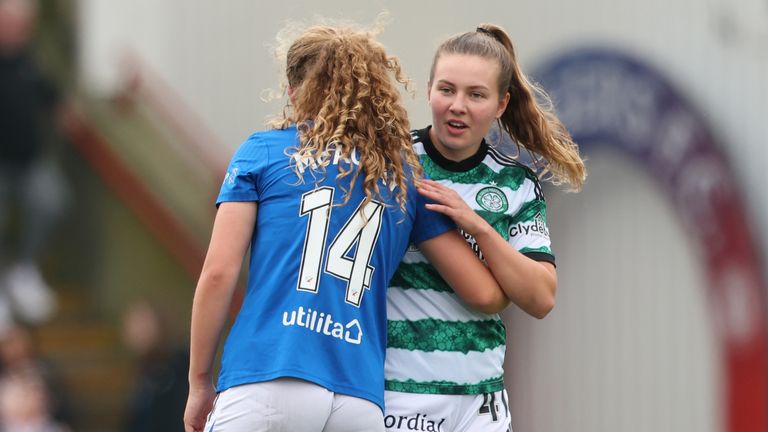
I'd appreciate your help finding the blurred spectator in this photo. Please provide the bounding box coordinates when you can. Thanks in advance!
[0,324,71,431]
[122,300,189,432]
[0,0,67,329]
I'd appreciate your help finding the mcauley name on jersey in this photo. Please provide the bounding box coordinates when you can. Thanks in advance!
[291,144,362,174]
[290,144,400,192]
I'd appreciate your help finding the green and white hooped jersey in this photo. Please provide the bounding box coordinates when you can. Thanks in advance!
[384,127,555,395]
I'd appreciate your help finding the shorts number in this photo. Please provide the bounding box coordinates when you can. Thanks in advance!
[479,391,511,429]
[479,392,500,421]
[297,187,384,306]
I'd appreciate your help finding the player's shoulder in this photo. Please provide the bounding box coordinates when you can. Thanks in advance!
[409,128,429,145]
[488,146,541,177]
[234,127,299,160]
[408,128,433,161]
[485,145,530,171]
[244,126,297,147]
[485,146,545,199]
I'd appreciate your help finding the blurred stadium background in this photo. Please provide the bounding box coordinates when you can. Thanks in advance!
[7,0,767,430]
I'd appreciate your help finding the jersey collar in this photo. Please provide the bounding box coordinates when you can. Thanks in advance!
[417,126,488,173]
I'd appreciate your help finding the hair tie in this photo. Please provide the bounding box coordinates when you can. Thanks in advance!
[476,27,494,37]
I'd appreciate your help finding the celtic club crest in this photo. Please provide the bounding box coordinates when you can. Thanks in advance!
[476,186,508,213]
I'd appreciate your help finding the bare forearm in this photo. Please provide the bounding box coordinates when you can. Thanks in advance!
[473,223,556,318]
[188,269,240,387]
[420,231,509,315]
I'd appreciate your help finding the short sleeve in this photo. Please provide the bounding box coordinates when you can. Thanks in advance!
[409,183,456,245]
[216,134,268,206]
[508,175,555,264]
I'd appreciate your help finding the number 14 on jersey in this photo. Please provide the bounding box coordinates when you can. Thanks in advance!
[297,187,384,307]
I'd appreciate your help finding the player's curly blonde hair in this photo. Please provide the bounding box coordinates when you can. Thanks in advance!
[270,21,420,211]
[432,24,587,190]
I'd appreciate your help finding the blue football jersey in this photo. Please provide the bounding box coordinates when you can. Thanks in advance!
[215,126,455,411]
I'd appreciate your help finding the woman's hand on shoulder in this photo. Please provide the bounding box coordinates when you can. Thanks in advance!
[418,179,490,237]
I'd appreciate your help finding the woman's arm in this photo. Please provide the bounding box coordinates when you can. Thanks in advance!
[418,180,556,319]
[184,202,257,432]
[418,230,510,314]
[472,225,556,318]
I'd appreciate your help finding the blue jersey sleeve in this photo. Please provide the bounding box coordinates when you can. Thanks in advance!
[216,134,268,205]
[409,183,456,245]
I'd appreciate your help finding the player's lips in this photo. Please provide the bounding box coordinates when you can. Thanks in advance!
[445,120,468,135]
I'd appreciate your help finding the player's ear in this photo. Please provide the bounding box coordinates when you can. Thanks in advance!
[287,86,296,105]
[496,91,510,118]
